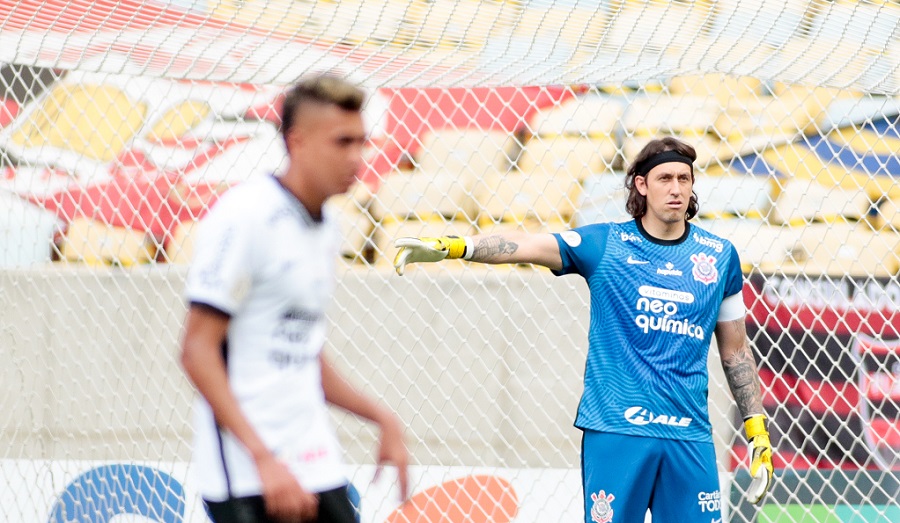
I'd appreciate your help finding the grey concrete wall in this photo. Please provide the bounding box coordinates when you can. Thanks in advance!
[1,264,736,469]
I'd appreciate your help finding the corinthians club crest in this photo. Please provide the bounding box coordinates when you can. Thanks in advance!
[690,252,718,285]
[852,333,900,470]
[590,490,615,523]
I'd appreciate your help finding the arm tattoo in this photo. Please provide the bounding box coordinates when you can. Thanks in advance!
[720,320,764,419]
[471,235,519,263]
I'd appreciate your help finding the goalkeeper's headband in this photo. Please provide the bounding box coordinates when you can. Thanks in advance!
[635,150,694,177]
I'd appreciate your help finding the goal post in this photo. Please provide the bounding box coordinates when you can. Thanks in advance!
[2,1,899,522]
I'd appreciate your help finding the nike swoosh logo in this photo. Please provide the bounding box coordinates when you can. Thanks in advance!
[627,256,649,265]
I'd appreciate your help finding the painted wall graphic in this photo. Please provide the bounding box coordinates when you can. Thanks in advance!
[48,464,185,523]
[740,273,900,472]
[0,461,531,523]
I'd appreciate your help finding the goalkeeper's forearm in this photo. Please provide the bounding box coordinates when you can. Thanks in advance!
[443,233,561,264]
[465,233,562,268]
[718,318,765,419]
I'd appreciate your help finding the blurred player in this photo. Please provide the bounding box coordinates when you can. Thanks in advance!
[181,74,409,523]
[393,136,773,522]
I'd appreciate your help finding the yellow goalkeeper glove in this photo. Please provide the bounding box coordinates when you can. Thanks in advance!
[744,414,774,505]
[393,236,472,275]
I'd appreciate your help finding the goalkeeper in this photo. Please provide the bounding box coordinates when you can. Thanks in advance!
[394,137,773,522]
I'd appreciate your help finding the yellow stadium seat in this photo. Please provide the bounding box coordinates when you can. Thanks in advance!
[601,1,710,54]
[61,218,156,267]
[692,174,777,220]
[511,6,607,49]
[621,94,732,167]
[693,219,803,273]
[715,86,830,148]
[758,221,900,277]
[164,220,198,265]
[371,130,518,222]
[768,178,872,226]
[754,143,900,220]
[522,95,623,175]
[415,129,518,177]
[517,135,617,179]
[622,132,732,171]
[405,0,519,48]
[475,170,580,225]
[668,74,762,103]
[875,198,900,233]
[326,182,378,262]
[574,172,630,226]
[371,169,479,223]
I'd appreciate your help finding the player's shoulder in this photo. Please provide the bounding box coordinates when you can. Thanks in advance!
[205,176,282,222]
[686,221,736,255]
[557,220,615,247]
[216,176,279,209]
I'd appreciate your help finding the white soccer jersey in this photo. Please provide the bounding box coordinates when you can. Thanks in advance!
[184,175,346,501]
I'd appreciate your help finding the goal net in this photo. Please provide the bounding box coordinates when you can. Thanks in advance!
[2,0,899,521]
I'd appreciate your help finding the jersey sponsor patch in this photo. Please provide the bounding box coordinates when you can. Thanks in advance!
[561,230,582,247]
[690,252,719,285]
[693,232,724,253]
[623,406,692,428]
[697,489,722,514]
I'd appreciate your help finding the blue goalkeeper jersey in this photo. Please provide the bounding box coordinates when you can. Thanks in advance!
[553,219,744,443]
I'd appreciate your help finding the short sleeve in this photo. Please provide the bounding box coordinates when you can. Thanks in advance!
[552,223,610,279]
[184,199,256,315]
[722,243,744,299]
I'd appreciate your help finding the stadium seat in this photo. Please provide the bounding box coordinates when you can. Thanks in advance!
[668,74,762,103]
[0,192,61,267]
[768,177,872,226]
[694,219,803,273]
[692,174,777,220]
[875,197,900,233]
[371,130,518,222]
[326,182,378,262]
[318,0,410,46]
[371,169,479,223]
[516,134,617,180]
[61,218,156,267]
[756,140,899,211]
[757,221,900,277]
[714,86,829,148]
[623,133,733,172]
[511,5,607,50]
[705,0,809,48]
[573,172,630,226]
[601,1,710,54]
[164,219,198,265]
[405,0,515,49]
[521,94,623,175]
[621,94,729,167]
[475,170,580,226]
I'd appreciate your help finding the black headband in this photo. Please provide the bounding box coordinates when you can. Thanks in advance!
[635,150,694,177]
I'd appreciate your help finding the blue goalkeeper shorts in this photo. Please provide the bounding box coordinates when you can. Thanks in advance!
[581,430,722,523]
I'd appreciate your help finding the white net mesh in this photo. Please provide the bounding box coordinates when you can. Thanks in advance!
[2,0,900,522]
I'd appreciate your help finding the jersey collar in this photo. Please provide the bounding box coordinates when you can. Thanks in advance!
[634,218,690,246]
[271,174,323,225]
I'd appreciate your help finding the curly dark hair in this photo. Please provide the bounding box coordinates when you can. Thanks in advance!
[624,136,699,220]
